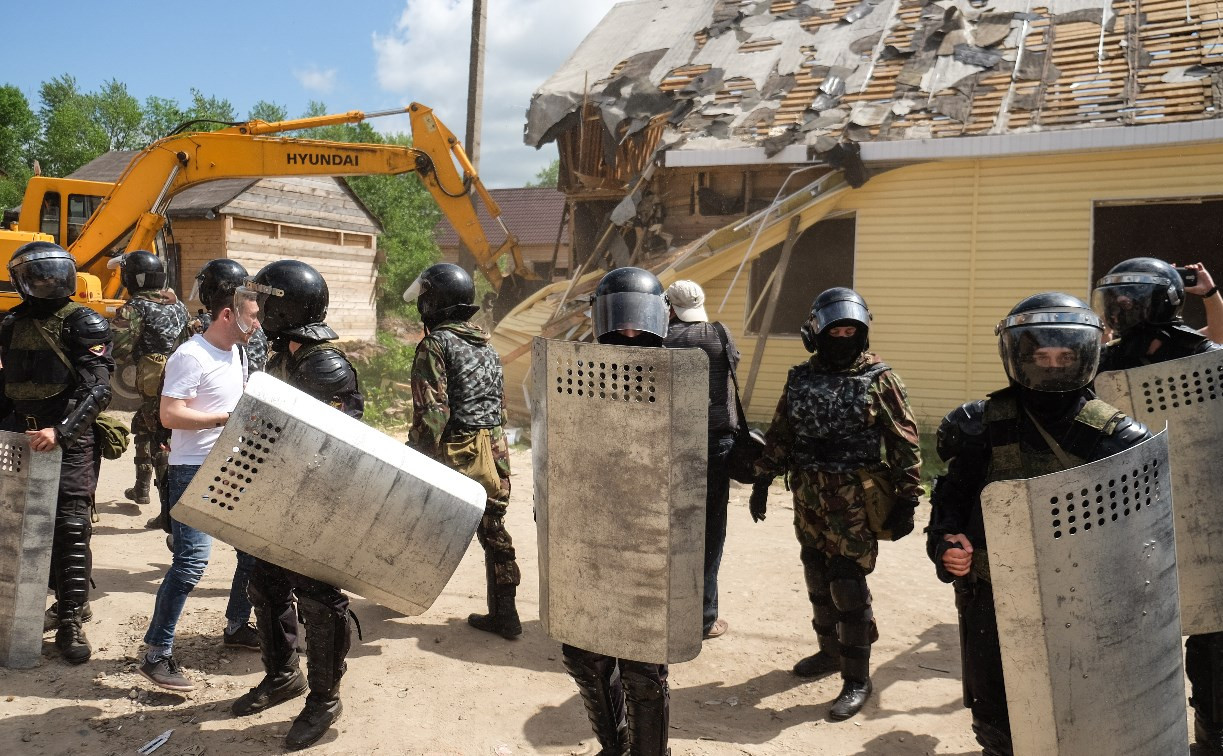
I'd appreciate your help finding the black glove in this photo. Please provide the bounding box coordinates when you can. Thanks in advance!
[749,479,770,522]
[882,499,918,540]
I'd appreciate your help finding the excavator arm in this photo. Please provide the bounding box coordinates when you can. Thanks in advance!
[64,103,535,298]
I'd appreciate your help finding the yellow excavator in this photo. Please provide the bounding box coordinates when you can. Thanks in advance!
[1,102,536,315]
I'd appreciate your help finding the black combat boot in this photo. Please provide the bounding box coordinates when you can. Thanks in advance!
[971,717,1015,756]
[44,601,92,632]
[623,668,669,756]
[828,575,873,720]
[53,515,92,664]
[125,464,153,506]
[562,651,628,755]
[793,571,840,677]
[285,598,350,751]
[467,559,522,639]
[232,596,307,716]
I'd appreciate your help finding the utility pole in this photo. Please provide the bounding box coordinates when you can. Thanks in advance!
[465,0,487,171]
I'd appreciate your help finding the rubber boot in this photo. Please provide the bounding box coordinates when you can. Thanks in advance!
[562,650,628,756]
[623,667,669,756]
[285,597,350,751]
[467,559,522,639]
[53,515,92,664]
[232,586,306,716]
[125,464,153,506]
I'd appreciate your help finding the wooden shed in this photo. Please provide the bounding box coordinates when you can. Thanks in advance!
[69,152,382,340]
[495,0,1223,427]
[435,186,570,279]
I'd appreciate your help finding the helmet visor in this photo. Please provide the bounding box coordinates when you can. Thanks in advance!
[1091,279,1161,335]
[997,310,1102,392]
[402,276,423,304]
[10,254,77,300]
[234,281,280,335]
[593,291,669,339]
[188,276,203,304]
[812,299,870,334]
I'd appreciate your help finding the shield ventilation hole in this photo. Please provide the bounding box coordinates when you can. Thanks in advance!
[1050,461,1160,539]
[1140,366,1218,413]
[0,442,24,474]
[554,357,658,404]
[208,428,279,511]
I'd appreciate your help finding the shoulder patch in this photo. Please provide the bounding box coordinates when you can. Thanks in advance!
[89,344,108,356]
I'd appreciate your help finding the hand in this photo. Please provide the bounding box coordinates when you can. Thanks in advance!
[882,499,918,540]
[26,427,58,452]
[749,479,769,522]
[941,533,974,577]
[1183,262,1217,296]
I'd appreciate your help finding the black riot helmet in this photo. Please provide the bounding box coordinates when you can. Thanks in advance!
[192,258,248,310]
[997,292,1103,392]
[1091,257,1185,336]
[402,263,479,328]
[801,287,871,368]
[592,267,668,345]
[120,250,167,292]
[249,260,329,338]
[8,241,77,301]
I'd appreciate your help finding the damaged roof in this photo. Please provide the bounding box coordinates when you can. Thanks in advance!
[434,187,569,248]
[526,0,1223,161]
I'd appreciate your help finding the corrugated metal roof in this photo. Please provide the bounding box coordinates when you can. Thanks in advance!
[434,187,569,248]
[526,0,1223,161]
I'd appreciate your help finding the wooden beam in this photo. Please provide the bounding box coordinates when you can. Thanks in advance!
[742,215,801,410]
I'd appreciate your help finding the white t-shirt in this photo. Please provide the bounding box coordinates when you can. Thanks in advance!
[162,334,245,465]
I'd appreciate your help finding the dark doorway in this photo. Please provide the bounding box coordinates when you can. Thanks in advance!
[1093,198,1223,329]
[748,216,855,335]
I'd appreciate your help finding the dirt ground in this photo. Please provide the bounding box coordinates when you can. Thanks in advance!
[0,431,1198,755]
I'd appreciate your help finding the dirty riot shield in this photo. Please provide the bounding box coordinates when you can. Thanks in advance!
[532,338,707,664]
[1095,350,1223,635]
[0,433,60,668]
[173,372,486,616]
[980,431,1187,756]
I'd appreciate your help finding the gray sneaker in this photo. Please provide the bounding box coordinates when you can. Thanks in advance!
[139,655,195,692]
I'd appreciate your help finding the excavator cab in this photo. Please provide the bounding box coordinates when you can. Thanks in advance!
[20,177,109,247]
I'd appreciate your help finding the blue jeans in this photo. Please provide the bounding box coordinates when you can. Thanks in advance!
[704,435,735,632]
[143,465,255,648]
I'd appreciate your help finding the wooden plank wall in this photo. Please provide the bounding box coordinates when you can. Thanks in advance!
[172,218,226,301]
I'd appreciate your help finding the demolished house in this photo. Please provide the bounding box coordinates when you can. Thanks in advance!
[493,0,1223,424]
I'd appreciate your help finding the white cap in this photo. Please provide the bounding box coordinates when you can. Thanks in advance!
[666,279,709,323]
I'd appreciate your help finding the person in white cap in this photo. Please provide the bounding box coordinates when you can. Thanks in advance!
[661,279,739,639]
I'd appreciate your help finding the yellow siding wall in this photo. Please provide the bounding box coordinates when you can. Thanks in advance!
[726,141,1223,426]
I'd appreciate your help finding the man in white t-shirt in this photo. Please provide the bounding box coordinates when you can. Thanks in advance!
[138,283,259,691]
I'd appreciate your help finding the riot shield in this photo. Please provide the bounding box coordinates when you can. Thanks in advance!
[1095,350,1223,635]
[981,431,1187,756]
[173,372,486,616]
[0,433,60,668]
[532,338,707,664]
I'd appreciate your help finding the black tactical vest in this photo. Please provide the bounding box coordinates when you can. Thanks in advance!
[4,302,85,401]
[128,295,189,357]
[430,328,503,430]
[786,360,890,473]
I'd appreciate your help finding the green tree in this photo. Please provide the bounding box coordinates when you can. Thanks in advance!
[140,95,186,142]
[0,85,37,209]
[525,158,559,188]
[92,78,143,151]
[36,74,108,176]
[248,100,288,124]
[184,88,236,127]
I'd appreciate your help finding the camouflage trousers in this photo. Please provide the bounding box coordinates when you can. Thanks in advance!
[444,426,520,587]
[791,468,879,574]
[131,394,169,483]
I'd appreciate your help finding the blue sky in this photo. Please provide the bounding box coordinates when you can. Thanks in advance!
[1,0,620,187]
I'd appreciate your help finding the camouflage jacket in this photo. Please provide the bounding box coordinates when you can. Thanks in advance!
[755,352,923,501]
[111,291,190,364]
[409,320,505,459]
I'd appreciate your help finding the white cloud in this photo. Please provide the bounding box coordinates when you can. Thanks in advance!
[373,0,620,187]
[295,65,338,94]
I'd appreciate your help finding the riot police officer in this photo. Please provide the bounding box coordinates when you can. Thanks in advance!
[403,263,522,640]
[230,260,362,751]
[928,292,1150,755]
[750,287,922,720]
[560,266,671,755]
[110,251,189,512]
[0,241,113,663]
[1093,258,1223,751]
